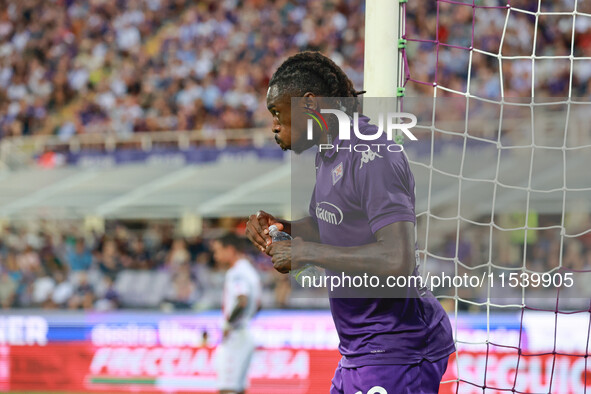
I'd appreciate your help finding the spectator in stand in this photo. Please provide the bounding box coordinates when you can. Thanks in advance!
[66,238,93,273]
[50,270,74,309]
[17,244,42,278]
[96,239,121,280]
[0,271,17,308]
[563,239,585,271]
[40,246,65,275]
[187,235,210,264]
[4,251,22,293]
[127,237,153,270]
[165,238,191,272]
[163,262,198,310]
[95,276,120,311]
[68,271,95,310]
[32,271,55,307]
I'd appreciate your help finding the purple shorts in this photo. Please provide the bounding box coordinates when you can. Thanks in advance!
[330,357,449,394]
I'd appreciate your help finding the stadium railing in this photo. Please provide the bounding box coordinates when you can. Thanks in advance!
[0,128,272,168]
[1,108,586,169]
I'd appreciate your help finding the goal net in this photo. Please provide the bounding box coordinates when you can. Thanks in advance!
[399,0,591,392]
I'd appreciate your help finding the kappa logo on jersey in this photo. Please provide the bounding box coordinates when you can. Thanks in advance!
[332,162,343,185]
[315,201,344,225]
[359,149,383,169]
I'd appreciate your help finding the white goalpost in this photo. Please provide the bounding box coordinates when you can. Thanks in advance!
[363,0,402,97]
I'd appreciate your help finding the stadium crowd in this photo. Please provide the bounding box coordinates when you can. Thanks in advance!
[1,0,590,141]
[0,0,365,140]
[404,0,591,98]
[1,215,590,311]
[428,214,591,310]
[0,221,244,310]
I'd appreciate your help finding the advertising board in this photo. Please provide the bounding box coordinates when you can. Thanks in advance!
[0,311,588,393]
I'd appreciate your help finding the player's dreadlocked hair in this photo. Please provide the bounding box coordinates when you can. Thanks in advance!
[269,51,364,113]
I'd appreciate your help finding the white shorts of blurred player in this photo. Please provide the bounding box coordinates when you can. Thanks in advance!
[215,327,256,392]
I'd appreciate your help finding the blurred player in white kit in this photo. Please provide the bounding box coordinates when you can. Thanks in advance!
[212,232,262,394]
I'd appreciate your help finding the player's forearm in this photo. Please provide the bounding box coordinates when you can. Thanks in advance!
[227,304,246,324]
[294,222,415,277]
[227,295,248,324]
[283,216,320,242]
[295,241,412,277]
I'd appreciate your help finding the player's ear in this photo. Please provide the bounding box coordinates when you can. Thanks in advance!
[302,92,317,110]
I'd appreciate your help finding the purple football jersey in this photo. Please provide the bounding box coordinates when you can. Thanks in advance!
[309,116,455,367]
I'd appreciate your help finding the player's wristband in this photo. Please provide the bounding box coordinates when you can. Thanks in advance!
[222,320,232,332]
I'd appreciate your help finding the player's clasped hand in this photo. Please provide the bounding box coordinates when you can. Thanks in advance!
[265,239,292,273]
[245,210,283,252]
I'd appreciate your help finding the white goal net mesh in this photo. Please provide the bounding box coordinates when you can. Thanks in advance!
[401,0,591,391]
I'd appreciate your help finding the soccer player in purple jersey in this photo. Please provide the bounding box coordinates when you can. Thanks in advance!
[246,51,455,394]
